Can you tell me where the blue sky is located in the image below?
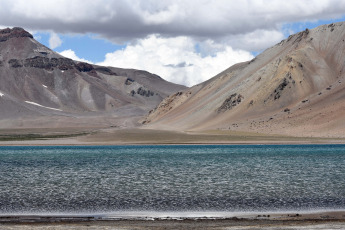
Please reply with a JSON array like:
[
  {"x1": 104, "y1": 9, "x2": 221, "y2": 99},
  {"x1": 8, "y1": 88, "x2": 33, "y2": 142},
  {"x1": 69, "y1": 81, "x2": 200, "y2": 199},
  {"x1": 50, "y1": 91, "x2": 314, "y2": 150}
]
[
  {"x1": 282, "y1": 17, "x2": 345, "y2": 37},
  {"x1": 1, "y1": 0, "x2": 345, "y2": 86},
  {"x1": 34, "y1": 33, "x2": 126, "y2": 63},
  {"x1": 35, "y1": 16, "x2": 345, "y2": 63}
]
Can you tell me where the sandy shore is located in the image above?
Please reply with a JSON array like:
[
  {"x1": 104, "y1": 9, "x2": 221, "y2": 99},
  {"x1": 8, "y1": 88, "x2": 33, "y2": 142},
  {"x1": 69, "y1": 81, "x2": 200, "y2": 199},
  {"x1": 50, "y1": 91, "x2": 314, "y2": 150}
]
[
  {"x1": 1, "y1": 127, "x2": 345, "y2": 146},
  {"x1": 0, "y1": 211, "x2": 345, "y2": 229}
]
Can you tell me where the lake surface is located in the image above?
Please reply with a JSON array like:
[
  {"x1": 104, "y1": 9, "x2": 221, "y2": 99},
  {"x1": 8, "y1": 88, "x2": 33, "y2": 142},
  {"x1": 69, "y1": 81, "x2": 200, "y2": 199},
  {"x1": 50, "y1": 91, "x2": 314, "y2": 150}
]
[{"x1": 0, "y1": 145, "x2": 344, "y2": 217}]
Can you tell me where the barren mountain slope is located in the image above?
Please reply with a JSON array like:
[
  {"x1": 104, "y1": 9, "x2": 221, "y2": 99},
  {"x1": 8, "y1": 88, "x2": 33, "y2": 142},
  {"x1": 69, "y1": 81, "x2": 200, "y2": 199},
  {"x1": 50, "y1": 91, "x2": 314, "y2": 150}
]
[
  {"x1": 0, "y1": 27, "x2": 186, "y2": 129},
  {"x1": 145, "y1": 22, "x2": 345, "y2": 138}
]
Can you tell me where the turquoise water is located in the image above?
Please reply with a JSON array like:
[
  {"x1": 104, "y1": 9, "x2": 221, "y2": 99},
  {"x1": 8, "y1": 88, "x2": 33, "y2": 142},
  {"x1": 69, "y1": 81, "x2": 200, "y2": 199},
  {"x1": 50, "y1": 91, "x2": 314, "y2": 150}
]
[{"x1": 0, "y1": 145, "x2": 344, "y2": 214}]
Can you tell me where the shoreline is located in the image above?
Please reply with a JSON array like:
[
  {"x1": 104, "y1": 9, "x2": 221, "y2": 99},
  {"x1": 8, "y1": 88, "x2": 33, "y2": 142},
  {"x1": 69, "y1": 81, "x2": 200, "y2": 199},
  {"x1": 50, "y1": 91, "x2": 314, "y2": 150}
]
[
  {"x1": 1, "y1": 128, "x2": 345, "y2": 146},
  {"x1": 1, "y1": 210, "x2": 345, "y2": 229},
  {"x1": 1, "y1": 139, "x2": 345, "y2": 146},
  {"x1": 1, "y1": 209, "x2": 345, "y2": 220}
]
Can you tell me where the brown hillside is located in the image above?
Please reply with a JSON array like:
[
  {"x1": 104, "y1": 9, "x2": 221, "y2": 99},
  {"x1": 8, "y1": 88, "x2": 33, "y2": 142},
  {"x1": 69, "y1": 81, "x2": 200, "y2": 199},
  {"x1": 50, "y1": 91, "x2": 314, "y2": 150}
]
[
  {"x1": 0, "y1": 27, "x2": 186, "y2": 129},
  {"x1": 144, "y1": 22, "x2": 345, "y2": 138}
]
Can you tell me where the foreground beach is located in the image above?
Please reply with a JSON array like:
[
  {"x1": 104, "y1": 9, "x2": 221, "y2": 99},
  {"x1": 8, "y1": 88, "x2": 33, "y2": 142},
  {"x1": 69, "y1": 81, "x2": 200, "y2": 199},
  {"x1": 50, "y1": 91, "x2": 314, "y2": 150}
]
[{"x1": 1, "y1": 211, "x2": 345, "y2": 229}]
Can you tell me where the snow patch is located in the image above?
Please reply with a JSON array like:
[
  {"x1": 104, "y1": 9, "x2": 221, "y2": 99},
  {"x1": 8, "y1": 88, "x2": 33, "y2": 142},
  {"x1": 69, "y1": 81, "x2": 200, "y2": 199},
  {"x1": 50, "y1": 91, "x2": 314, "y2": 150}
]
[
  {"x1": 0, "y1": 91, "x2": 4, "y2": 97},
  {"x1": 42, "y1": 85, "x2": 48, "y2": 88},
  {"x1": 25, "y1": 101, "x2": 62, "y2": 111}
]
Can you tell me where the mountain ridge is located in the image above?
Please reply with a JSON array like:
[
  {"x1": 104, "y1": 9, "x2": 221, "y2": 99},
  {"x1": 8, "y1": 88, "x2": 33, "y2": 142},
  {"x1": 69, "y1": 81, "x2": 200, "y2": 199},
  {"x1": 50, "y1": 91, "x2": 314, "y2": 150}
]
[
  {"x1": 0, "y1": 27, "x2": 186, "y2": 129},
  {"x1": 144, "y1": 22, "x2": 345, "y2": 138}
]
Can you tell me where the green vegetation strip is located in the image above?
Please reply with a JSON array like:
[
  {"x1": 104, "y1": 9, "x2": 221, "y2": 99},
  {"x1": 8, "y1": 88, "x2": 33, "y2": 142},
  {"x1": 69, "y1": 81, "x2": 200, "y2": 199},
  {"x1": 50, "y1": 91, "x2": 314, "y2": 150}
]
[{"x1": 0, "y1": 132, "x2": 88, "y2": 141}]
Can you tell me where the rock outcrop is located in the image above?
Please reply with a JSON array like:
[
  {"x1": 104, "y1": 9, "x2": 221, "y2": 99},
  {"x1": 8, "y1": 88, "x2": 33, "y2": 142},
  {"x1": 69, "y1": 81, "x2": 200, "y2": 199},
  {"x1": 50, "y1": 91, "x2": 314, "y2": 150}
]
[
  {"x1": 9, "y1": 57, "x2": 75, "y2": 70},
  {"x1": 0, "y1": 27, "x2": 33, "y2": 42},
  {"x1": 217, "y1": 93, "x2": 243, "y2": 112}
]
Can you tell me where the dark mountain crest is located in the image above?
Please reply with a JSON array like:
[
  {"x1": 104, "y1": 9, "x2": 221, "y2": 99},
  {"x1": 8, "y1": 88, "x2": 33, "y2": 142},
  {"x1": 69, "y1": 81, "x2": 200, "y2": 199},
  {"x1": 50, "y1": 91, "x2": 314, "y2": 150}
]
[
  {"x1": 0, "y1": 27, "x2": 120, "y2": 75},
  {"x1": 8, "y1": 56, "x2": 74, "y2": 70},
  {"x1": 7, "y1": 56, "x2": 96, "y2": 72},
  {"x1": 0, "y1": 27, "x2": 33, "y2": 42}
]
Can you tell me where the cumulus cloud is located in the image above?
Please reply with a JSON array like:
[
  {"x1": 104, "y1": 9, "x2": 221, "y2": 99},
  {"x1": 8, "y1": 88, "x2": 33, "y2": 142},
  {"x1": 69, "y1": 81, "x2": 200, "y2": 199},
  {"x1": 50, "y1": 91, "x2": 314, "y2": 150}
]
[
  {"x1": 0, "y1": 1, "x2": 345, "y2": 44},
  {"x1": 225, "y1": 29, "x2": 286, "y2": 52},
  {"x1": 1, "y1": 0, "x2": 345, "y2": 85},
  {"x1": 48, "y1": 32, "x2": 62, "y2": 49},
  {"x1": 1, "y1": 1, "x2": 345, "y2": 52},
  {"x1": 59, "y1": 49, "x2": 92, "y2": 63},
  {"x1": 98, "y1": 35, "x2": 254, "y2": 86}
]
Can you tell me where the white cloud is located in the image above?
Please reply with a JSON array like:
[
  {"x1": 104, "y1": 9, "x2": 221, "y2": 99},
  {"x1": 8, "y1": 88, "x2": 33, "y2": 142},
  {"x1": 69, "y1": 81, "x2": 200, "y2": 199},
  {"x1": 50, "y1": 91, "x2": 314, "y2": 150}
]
[
  {"x1": 98, "y1": 35, "x2": 253, "y2": 86},
  {"x1": 226, "y1": 29, "x2": 286, "y2": 52},
  {"x1": 59, "y1": 49, "x2": 92, "y2": 63},
  {"x1": 48, "y1": 32, "x2": 62, "y2": 49},
  {"x1": 1, "y1": 0, "x2": 345, "y2": 86},
  {"x1": 1, "y1": 0, "x2": 345, "y2": 50}
]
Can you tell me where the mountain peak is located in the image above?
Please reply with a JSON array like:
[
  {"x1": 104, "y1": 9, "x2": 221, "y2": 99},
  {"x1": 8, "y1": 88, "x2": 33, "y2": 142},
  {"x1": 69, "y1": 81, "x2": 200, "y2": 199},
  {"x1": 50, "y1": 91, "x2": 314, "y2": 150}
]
[
  {"x1": 0, "y1": 26, "x2": 186, "y2": 129},
  {"x1": 0, "y1": 27, "x2": 33, "y2": 42}
]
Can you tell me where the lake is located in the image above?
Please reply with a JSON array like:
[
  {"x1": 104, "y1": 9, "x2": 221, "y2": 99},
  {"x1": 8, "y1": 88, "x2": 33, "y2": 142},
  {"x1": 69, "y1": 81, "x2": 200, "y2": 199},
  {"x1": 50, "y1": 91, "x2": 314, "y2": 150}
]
[{"x1": 0, "y1": 145, "x2": 344, "y2": 218}]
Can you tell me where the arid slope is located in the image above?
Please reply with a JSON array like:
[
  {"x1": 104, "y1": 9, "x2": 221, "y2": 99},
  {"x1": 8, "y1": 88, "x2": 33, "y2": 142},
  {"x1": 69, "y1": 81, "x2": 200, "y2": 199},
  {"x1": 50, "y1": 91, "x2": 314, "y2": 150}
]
[
  {"x1": 0, "y1": 27, "x2": 185, "y2": 129},
  {"x1": 145, "y1": 22, "x2": 345, "y2": 138}
]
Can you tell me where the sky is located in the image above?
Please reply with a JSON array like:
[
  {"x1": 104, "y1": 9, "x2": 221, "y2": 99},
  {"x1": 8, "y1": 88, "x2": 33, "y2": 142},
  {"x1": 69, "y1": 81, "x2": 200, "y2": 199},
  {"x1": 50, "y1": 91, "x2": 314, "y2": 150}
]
[{"x1": 1, "y1": 0, "x2": 345, "y2": 86}]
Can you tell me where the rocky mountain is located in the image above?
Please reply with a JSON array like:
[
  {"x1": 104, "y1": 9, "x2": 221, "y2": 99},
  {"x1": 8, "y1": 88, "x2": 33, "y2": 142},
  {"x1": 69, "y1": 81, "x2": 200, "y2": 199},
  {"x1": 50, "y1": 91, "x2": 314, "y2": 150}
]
[
  {"x1": 144, "y1": 22, "x2": 345, "y2": 138},
  {"x1": 0, "y1": 27, "x2": 186, "y2": 129}
]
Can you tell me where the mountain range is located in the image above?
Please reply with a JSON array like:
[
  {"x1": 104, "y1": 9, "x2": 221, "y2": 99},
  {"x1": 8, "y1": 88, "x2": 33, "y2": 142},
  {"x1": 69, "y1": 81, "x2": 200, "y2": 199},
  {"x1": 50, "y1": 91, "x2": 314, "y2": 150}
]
[{"x1": 1, "y1": 22, "x2": 345, "y2": 139}]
